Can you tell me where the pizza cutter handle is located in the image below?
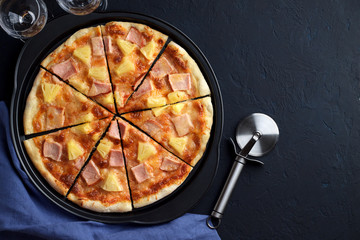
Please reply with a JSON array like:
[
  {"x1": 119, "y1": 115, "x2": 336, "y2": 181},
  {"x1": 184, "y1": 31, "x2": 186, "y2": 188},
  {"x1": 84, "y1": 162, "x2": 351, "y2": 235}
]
[{"x1": 207, "y1": 155, "x2": 246, "y2": 229}]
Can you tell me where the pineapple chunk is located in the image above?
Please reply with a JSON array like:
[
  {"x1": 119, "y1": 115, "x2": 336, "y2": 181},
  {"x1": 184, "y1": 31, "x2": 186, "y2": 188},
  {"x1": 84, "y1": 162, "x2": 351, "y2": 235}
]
[
  {"x1": 147, "y1": 97, "x2": 167, "y2": 108},
  {"x1": 116, "y1": 39, "x2": 137, "y2": 55},
  {"x1": 169, "y1": 137, "x2": 188, "y2": 155},
  {"x1": 152, "y1": 106, "x2": 167, "y2": 117},
  {"x1": 171, "y1": 103, "x2": 185, "y2": 114},
  {"x1": 140, "y1": 40, "x2": 156, "y2": 60},
  {"x1": 167, "y1": 91, "x2": 188, "y2": 103},
  {"x1": 41, "y1": 82, "x2": 61, "y2": 103},
  {"x1": 137, "y1": 142, "x2": 157, "y2": 162},
  {"x1": 88, "y1": 66, "x2": 108, "y2": 81},
  {"x1": 101, "y1": 171, "x2": 123, "y2": 192},
  {"x1": 73, "y1": 45, "x2": 91, "y2": 65},
  {"x1": 69, "y1": 77, "x2": 90, "y2": 94},
  {"x1": 115, "y1": 57, "x2": 135, "y2": 76},
  {"x1": 79, "y1": 113, "x2": 94, "y2": 123},
  {"x1": 92, "y1": 132, "x2": 101, "y2": 141},
  {"x1": 71, "y1": 123, "x2": 92, "y2": 134},
  {"x1": 97, "y1": 139, "x2": 113, "y2": 158},
  {"x1": 67, "y1": 139, "x2": 84, "y2": 160},
  {"x1": 101, "y1": 92, "x2": 114, "y2": 105}
]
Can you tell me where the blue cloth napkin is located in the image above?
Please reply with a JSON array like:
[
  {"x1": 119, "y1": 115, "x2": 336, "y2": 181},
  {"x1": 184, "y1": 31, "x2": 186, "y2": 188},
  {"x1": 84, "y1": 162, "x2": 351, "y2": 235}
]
[{"x1": 0, "y1": 102, "x2": 220, "y2": 240}]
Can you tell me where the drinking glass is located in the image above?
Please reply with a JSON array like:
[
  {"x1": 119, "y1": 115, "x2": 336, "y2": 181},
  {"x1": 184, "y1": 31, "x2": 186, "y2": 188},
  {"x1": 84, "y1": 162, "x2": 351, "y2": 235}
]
[
  {"x1": 0, "y1": 0, "x2": 48, "y2": 39},
  {"x1": 56, "y1": 0, "x2": 107, "y2": 15}
]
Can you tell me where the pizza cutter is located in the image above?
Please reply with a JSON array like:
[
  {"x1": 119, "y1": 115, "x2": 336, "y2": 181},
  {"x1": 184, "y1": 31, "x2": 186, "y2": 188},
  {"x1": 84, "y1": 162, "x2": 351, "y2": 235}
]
[{"x1": 207, "y1": 113, "x2": 279, "y2": 229}]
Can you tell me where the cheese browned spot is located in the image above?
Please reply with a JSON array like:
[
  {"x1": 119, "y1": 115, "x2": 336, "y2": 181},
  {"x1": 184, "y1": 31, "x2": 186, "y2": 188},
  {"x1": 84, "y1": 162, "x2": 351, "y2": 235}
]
[
  {"x1": 51, "y1": 58, "x2": 78, "y2": 80},
  {"x1": 43, "y1": 140, "x2": 62, "y2": 161}
]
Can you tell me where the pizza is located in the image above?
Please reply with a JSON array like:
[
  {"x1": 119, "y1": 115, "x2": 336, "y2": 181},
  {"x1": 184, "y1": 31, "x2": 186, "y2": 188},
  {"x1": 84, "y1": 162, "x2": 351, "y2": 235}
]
[
  {"x1": 24, "y1": 69, "x2": 111, "y2": 135},
  {"x1": 24, "y1": 118, "x2": 111, "y2": 196},
  {"x1": 67, "y1": 120, "x2": 132, "y2": 212},
  {"x1": 23, "y1": 22, "x2": 213, "y2": 213},
  {"x1": 41, "y1": 26, "x2": 115, "y2": 113},
  {"x1": 122, "y1": 97, "x2": 213, "y2": 166},
  {"x1": 101, "y1": 22, "x2": 167, "y2": 112}
]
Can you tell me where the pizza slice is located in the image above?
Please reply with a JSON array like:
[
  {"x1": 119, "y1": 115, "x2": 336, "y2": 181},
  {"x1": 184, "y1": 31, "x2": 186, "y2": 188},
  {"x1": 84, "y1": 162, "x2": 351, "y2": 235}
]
[
  {"x1": 41, "y1": 26, "x2": 115, "y2": 113},
  {"x1": 120, "y1": 41, "x2": 211, "y2": 113},
  {"x1": 101, "y1": 21, "x2": 168, "y2": 112},
  {"x1": 24, "y1": 69, "x2": 112, "y2": 135},
  {"x1": 67, "y1": 119, "x2": 132, "y2": 212},
  {"x1": 23, "y1": 118, "x2": 112, "y2": 196},
  {"x1": 117, "y1": 118, "x2": 192, "y2": 208},
  {"x1": 122, "y1": 97, "x2": 213, "y2": 166}
]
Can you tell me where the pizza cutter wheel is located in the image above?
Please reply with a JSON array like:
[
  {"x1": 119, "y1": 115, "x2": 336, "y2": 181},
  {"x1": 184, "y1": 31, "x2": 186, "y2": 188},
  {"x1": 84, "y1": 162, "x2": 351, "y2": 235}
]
[{"x1": 207, "y1": 113, "x2": 279, "y2": 229}]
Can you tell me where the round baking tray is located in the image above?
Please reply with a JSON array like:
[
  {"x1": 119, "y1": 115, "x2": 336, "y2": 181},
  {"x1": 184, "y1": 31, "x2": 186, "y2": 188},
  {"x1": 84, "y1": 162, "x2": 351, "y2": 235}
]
[{"x1": 10, "y1": 12, "x2": 223, "y2": 224}]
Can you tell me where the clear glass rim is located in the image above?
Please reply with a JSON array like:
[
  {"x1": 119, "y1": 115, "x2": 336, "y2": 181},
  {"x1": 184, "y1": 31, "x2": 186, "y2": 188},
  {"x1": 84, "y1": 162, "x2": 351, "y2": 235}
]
[{"x1": 0, "y1": 0, "x2": 48, "y2": 39}]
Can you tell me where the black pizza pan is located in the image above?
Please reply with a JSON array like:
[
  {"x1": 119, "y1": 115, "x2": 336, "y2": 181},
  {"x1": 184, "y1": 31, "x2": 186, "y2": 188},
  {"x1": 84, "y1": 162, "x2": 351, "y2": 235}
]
[{"x1": 10, "y1": 12, "x2": 223, "y2": 224}]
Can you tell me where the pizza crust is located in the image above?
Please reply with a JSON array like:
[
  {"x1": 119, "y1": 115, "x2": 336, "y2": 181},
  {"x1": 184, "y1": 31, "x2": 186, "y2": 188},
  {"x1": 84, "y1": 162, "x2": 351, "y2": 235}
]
[
  {"x1": 190, "y1": 97, "x2": 214, "y2": 166},
  {"x1": 168, "y1": 42, "x2": 210, "y2": 97},
  {"x1": 23, "y1": 70, "x2": 44, "y2": 135},
  {"x1": 41, "y1": 27, "x2": 95, "y2": 68},
  {"x1": 133, "y1": 182, "x2": 181, "y2": 208},
  {"x1": 23, "y1": 139, "x2": 69, "y2": 196},
  {"x1": 67, "y1": 193, "x2": 132, "y2": 212}
]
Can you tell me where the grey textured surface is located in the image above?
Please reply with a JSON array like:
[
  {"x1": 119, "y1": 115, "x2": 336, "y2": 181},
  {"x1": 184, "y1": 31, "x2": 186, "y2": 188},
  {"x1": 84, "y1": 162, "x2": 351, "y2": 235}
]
[{"x1": 1, "y1": 0, "x2": 360, "y2": 239}]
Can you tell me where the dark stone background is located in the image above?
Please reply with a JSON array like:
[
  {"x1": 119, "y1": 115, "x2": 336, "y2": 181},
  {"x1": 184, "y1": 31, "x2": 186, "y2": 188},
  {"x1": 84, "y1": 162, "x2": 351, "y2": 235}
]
[{"x1": 1, "y1": 0, "x2": 359, "y2": 239}]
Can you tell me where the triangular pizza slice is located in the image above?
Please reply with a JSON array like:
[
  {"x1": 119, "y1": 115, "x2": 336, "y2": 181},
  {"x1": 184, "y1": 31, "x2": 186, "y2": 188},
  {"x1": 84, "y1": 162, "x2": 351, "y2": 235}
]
[
  {"x1": 101, "y1": 21, "x2": 168, "y2": 112},
  {"x1": 41, "y1": 26, "x2": 115, "y2": 113},
  {"x1": 24, "y1": 68, "x2": 112, "y2": 135},
  {"x1": 117, "y1": 118, "x2": 192, "y2": 208},
  {"x1": 121, "y1": 41, "x2": 210, "y2": 113},
  {"x1": 23, "y1": 118, "x2": 112, "y2": 196},
  {"x1": 67, "y1": 119, "x2": 132, "y2": 212},
  {"x1": 122, "y1": 97, "x2": 213, "y2": 166}
]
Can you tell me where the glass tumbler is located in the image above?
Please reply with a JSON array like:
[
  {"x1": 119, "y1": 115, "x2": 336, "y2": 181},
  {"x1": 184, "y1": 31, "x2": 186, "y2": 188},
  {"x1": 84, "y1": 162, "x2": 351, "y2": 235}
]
[
  {"x1": 0, "y1": 0, "x2": 48, "y2": 39},
  {"x1": 56, "y1": 0, "x2": 107, "y2": 15}
]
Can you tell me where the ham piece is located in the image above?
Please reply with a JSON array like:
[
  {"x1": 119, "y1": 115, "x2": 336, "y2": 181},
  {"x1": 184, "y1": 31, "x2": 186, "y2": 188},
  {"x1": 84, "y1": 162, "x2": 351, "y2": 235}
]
[
  {"x1": 51, "y1": 58, "x2": 78, "y2": 80},
  {"x1": 88, "y1": 81, "x2": 111, "y2": 96},
  {"x1": 45, "y1": 106, "x2": 65, "y2": 130},
  {"x1": 132, "y1": 78, "x2": 153, "y2": 98},
  {"x1": 143, "y1": 120, "x2": 162, "y2": 137},
  {"x1": 168, "y1": 73, "x2": 191, "y2": 91},
  {"x1": 109, "y1": 150, "x2": 124, "y2": 167},
  {"x1": 171, "y1": 113, "x2": 193, "y2": 136},
  {"x1": 118, "y1": 121, "x2": 128, "y2": 139},
  {"x1": 131, "y1": 163, "x2": 151, "y2": 183},
  {"x1": 81, "y1": 160, "x2": 101, "y2": 185},
  {"x1": 150, "y1": 57, "x2": 175, "y2": 79},
  {"x1": 108, "y1": 120, "x2": 120, "y2": 140},
  {"x1": 126, "y1": 27, "x2": 146, "y2": 47},
  {"x1": 91, "y1": 36, "x2": 105, "y2": 56},
  {"x1": 103, "y1": 36, "x2": 113, "y2": 54},
  {"x1": 160, "y1": 157, "x2": 181, "y2": 171},
  {"x1": 74, "y1": 157, "x2": 85, "y2": 170},
  {"x1": 43, "y1": 140, "x2": 62, "y2": 161}
]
